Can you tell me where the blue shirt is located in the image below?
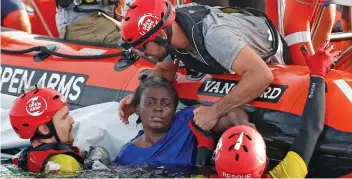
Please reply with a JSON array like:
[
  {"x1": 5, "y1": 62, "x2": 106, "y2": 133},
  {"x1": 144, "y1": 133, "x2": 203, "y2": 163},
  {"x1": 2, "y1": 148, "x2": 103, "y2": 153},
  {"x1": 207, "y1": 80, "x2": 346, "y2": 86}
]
[
  {"x1": 1, "y1": 0, "x2": 25, "y2": 25},
  {"x1": 114, "y1": 106, "x2": 197, "y2": 166}
]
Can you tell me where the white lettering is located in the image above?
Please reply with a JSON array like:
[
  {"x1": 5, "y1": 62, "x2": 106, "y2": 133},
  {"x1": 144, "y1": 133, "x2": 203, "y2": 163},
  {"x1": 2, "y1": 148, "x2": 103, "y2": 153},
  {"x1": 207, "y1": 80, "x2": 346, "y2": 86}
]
[
  {"x1": 9, "y1": 69, "x2": 24, "y2": 93},
  {"x1": 202, "y1": 80, "x2": 283, "y2": 101},
  {"x1": 29, "y1": 101, "x2": 41, "y2": 112},
  {"x1": 204, "y1": 81, "x2": 216, "y2": 91},
  {"x1": 1, "y1": 66, "x2": 87, "y2": 102},
  {"x1": 0, "y1": 67, "x2": 13, "y2": 90},
  {"x1": 260, "y1": 87, "x2": 271, "y2": 98},
  {"x1": 57, "y1": 75, "x2": 75, "y2": 99},
  {"x1": 46, "y1": 73, "x2": 61, "y2": 89},
  {"x1": 17, "y1": 70, "x2": 35, "y2": 93},
  {"x1": 222, "y1": 172, "x2": 251, "y2": 179},
  {"x1": 69, "y1": 77, "x2": 85, "y2": 101},
  {"x1": 268, "y1": 87, "x2": 281, "y2": 99},
  {"x1": 209, "y1": 82, "x2": 221, "y2": 93},
  {"x1": 309, "y1": 82, "x2": 316, "y2": 98},
  {"x1": 219, "y1": 82, "x2": 235, "y2": 94},
  {"x1": 143, "y1": 19, "x2": 155, "y2": 32},
  {"x1": 37, "y1": 72, "x2": 47, "y2": 87}
]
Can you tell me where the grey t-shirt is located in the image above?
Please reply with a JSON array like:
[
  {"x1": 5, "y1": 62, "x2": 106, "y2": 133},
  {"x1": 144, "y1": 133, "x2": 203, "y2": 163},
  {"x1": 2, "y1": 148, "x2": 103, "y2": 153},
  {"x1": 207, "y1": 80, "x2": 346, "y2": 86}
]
[{"x1": 177, "y1": 3, "x2": 285, "y2": 73}]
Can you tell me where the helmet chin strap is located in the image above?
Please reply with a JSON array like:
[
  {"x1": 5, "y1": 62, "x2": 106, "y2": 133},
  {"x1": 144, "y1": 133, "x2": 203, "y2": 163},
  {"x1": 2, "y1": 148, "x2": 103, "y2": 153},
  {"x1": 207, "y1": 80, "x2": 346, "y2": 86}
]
[
  {"x1": 33, "y1": 120, "x2": 61, "y2": 143},
  {"x1": 47, "y1": 121, "x2": 62, "y2": 143},
  {"x1": 152, "y1": 25, "x2": 178, "y2": 62}
]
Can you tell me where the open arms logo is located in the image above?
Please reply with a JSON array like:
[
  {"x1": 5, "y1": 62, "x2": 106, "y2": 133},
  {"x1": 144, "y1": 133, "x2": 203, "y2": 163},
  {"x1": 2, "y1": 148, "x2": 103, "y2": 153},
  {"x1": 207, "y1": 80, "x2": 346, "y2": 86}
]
[
  {"x1": 25, "y1": 96, "x2": 47, "y2": 116},
  {"x1": 137, "y1": 13, "x2": 158, "y2": 35}
]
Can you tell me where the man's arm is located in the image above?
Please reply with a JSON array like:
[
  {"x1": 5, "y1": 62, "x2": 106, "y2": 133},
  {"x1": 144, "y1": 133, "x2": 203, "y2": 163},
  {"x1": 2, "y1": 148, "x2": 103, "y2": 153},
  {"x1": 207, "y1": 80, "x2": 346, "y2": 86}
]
[
  {"x1": 147, "y1": 58, "x2": 178, "y2": 82},
  {"x1": 211, "y1": 107, "x2": 254, "y2": 132},
  {"x1": 290, "y1": 76, "x2": 325, "y2": 164},
  {"x1": 269, "y1": 76, "x2": 325, "y2": 179},
  {"x1": 268, "y1": 42, "x2": 339, "y2": 178},
  {"x1": 212, "y1": 46, "x2": 274, "y2": 118}
]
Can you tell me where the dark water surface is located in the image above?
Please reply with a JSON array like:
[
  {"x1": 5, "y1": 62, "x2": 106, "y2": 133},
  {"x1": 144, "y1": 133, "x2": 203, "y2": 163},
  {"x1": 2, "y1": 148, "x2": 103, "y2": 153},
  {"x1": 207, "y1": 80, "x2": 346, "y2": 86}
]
[{"x1": 1, "y1": 161, "x2": 216, "y2": 178}]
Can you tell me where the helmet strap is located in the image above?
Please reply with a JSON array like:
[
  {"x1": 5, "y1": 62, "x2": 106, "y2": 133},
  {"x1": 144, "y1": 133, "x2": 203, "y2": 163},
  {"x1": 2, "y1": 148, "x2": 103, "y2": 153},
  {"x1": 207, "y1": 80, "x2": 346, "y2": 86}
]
[
  {"x1": 47, "y1": 121, "x2": 62, "y2": 143},
  {"x1": 152, "y1": 25, "x2": 178, "y2": 62},
  {"x1": 32, "y1": 121, "x2": 61, "y2": 143}
]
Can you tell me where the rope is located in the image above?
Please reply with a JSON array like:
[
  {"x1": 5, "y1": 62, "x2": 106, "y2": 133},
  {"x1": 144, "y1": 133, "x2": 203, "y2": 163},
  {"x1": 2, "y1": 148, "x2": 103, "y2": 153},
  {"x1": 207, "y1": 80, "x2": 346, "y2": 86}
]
[{"x1": 1, "y1": 46, "x2": 137, "y2": 60}]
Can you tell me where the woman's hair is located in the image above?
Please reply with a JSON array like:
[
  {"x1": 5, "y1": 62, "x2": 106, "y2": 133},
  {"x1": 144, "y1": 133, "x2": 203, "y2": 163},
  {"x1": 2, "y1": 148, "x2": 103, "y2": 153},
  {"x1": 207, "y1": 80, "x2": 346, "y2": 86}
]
[{"x1": 132, "y1": 76, "x2": 180, "y2": 124}]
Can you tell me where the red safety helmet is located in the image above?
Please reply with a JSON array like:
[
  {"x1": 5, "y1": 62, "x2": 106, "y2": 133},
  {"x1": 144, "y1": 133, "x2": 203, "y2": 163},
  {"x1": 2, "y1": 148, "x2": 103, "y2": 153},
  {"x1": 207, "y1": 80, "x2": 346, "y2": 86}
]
[
  {"x1": 9, "y1": 86, "x2": 67, "y2": 139},
  {"x1": 118, "y1": 0, "x2": 176, "y2": 50},
  {"x1": 215, "y1": 125, "x2": 267, "y2": 178}
]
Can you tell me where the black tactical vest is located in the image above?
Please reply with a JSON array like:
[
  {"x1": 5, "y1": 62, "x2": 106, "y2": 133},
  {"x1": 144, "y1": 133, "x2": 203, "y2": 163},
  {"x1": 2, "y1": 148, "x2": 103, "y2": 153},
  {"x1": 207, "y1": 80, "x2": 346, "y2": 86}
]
[{"x1": 174, "y1": 4, "x2": 289, "y2": 74}]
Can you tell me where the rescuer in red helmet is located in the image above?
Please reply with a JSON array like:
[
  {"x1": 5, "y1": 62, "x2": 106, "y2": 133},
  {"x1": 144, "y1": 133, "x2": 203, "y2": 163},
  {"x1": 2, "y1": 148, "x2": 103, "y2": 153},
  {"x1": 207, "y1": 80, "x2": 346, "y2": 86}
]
[
  {"x1": 214, "y1": 42, "x2": 341, "y2": 178},
  {"x1": 117, "y1": 0, "x2": 291, "y2": 133},
  {"x1": 8, "y1": 86, "x2": 110, "y2": 176}
]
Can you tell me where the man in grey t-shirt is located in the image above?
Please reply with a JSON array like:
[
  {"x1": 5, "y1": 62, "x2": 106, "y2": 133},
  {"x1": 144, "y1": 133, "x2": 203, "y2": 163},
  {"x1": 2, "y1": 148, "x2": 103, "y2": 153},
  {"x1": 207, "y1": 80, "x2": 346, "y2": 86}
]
[{"x1": 118, "y1": 0, "x2": 288, "y2": 131}]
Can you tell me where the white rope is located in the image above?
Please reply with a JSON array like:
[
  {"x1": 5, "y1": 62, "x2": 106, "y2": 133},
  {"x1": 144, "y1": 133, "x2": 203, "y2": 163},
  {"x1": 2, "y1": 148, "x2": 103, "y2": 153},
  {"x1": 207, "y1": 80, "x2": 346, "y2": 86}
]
[{"x1": 284, "y1": 31, "x2": 312, "y2": 46}]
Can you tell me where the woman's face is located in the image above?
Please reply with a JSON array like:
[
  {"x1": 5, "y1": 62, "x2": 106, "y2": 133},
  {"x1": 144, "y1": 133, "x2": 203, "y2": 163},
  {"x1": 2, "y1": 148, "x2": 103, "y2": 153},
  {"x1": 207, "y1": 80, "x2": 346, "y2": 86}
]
[{"x1": 138, "y1": 87, "x2": 176, "y2": 132}]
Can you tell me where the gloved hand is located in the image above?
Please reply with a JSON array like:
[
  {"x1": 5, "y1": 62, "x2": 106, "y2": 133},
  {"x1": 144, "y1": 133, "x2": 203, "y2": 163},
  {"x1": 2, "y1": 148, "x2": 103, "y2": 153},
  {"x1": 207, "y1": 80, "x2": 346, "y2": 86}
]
[
  {"x1": 301, "y1": 41, "x2": 341, "y2": 78},
  {"x1": 188, "y1": 120, "x2": 217, "y2": 167}
]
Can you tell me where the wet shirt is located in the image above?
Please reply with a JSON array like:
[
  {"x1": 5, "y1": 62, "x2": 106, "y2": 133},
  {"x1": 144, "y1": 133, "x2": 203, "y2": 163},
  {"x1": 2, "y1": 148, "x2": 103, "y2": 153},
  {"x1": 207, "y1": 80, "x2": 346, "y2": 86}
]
[
  {"x1": 1, "y1": 0, "x2": 25, "y2": 25},
  {"x1": 114, "y1": 106, "x2": 197, "y2": 166}
]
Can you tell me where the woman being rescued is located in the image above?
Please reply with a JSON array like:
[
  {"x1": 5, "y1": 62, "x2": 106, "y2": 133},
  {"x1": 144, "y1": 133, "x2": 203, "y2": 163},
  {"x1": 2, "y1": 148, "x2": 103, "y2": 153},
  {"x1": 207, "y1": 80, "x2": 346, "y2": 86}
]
[
  {"x1": 113, "y1": 76, "x2": 252, "y2": 167},
  {"x1": 114, "y1": 41, "x2": 341, "y2": 178}
]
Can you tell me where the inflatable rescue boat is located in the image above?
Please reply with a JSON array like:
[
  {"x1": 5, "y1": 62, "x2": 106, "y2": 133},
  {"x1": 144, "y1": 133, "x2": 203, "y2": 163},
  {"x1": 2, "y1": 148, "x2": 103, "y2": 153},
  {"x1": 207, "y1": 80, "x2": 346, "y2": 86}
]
[{"x1": 1, "y1": 27, "x2": 352, "y2": 177}]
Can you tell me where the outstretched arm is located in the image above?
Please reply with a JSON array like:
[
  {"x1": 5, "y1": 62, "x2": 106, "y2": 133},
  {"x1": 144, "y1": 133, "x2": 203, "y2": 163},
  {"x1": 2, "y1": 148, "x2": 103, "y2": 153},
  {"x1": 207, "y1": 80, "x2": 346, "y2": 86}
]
[
  {"x1": 193, "y1": 46, "x2": 273, "y2": 131},
  {"x1": 212, "y1": 46, "x2": 274, "y2": 117},
  {"x1": 148, "y1": 57, "x2": 178, "y2": 82},
  {"x1": 269, "y1": 42, "x2": 340, "y2": 178},
  {"x1": 290, "y1": 75, "x2": 325, "y2": 164}
]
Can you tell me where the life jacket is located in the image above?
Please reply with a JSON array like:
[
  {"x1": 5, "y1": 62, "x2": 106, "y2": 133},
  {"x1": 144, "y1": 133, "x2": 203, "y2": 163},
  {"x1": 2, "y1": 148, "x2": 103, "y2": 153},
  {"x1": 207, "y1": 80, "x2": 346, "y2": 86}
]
[
  {"x1": 174, "y1": 4, "x2": 290, "y2": 74},
  {"x1": 12, "y1": 143, "x2": 84, "y2": 173}
]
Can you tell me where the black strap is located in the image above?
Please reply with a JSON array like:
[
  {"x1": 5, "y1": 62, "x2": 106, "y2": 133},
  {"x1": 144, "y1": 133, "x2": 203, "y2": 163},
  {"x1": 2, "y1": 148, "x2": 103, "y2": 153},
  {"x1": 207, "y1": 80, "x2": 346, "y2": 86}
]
[
  {"x1": 189, "y1": 119, "x2": 217, "y2": 167},
  {"x1": 32, "y1": 121, "x2": 61, "y2": 143},
  {"x1": 238, "y1": 7, "x2": 280, "y2": 60},
  {"x1": 174, "y1": 5, "x2": 229, "y2": 74},
  {"x1": 31, "y1": 143, "x2": 79, "y2": 153},
  {"x1": 189, "y1": 119, "x2": 217, "y2": 141},
  {"x1": 18, "y1": 146, "x2": 33, "y2": 172},
  {"x1": 73, "y1": 6, "x2": 107, "y2": 14},
  {"x1": 152, "y1": 26, "x2": 178, "y2": 61}
]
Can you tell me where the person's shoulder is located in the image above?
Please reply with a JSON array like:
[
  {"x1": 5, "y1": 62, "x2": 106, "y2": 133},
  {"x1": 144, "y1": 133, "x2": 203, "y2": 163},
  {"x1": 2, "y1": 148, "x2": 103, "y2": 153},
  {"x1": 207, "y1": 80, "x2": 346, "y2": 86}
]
[
  {"x1": 172, "y1": 106, "x2": 196, "y2": 125},
  {"x1": 47, "y1": 154, "x2": 82, "y2": 170},
  {"x1": 45, "y1": 154, "x2": 82, "y2": 176},
  {"x1": 176, "y1": 106, "x2": 196, "y2": 116}
]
